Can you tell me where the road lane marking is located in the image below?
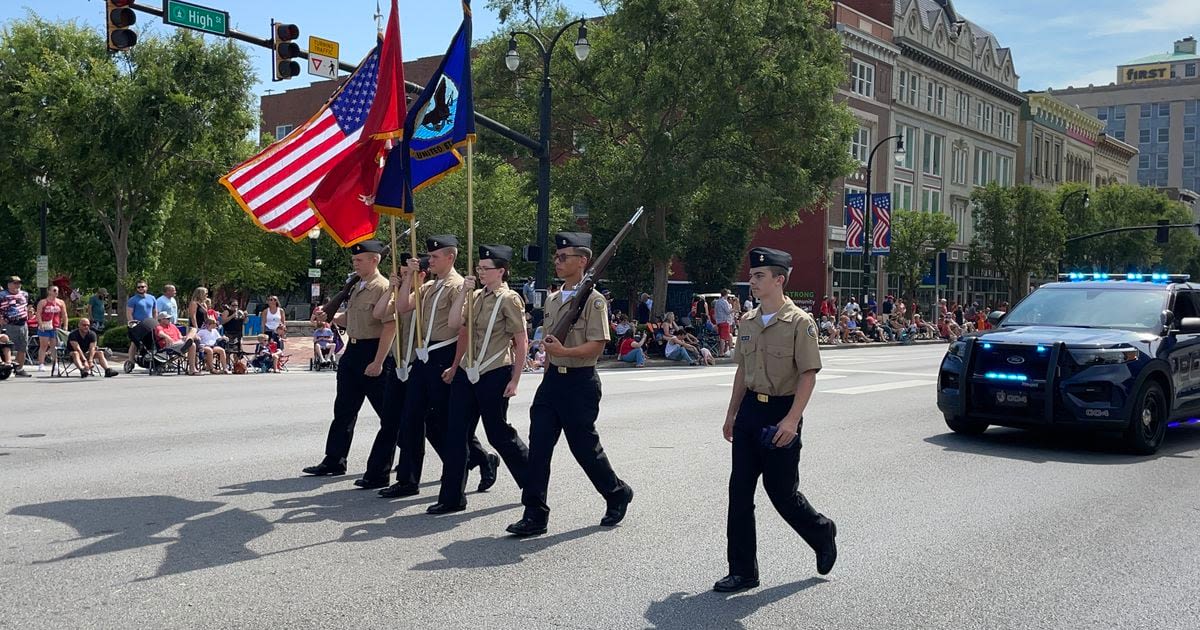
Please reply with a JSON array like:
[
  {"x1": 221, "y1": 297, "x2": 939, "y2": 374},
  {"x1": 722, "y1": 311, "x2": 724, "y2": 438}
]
[
  {"x1": 633, "y1": 371, "x2": 735, "y2": 382},
  {"x1": 822, "y1": 368, "x2": 938, "y2": 377},
  {"x1": 821, "y1": 379, "x2": 935, "y2": 395}
]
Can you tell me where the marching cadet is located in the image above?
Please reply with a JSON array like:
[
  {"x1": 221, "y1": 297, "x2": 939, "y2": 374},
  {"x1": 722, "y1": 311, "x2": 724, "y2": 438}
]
[
  {"x1": 427, "y1": 244, "x2": 530, "y2": 514},
  {"x1": 505, "y1": 232, "x2": 634, "y2": 537},
  {"x1": 715, "y1": 246, "x2": 837, "y2": 593},
  {"x1": 353, "y1": 254, "x2": 419, "y2": 490},
  {"x1": 302, "y1": 239, "x2": 396, "y2": 478},
  {"x1": 380, "y1": 235, "x2": 498, "y2": 498}
]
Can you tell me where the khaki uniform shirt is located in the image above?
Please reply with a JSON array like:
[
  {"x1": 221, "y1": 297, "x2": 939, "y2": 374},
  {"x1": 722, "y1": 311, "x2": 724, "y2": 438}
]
[
  {"x1": 419, "y1": 270, "x2": 464, "y2": 343},
  {"x1": 345, "y1": 271, "x2": 390, "y2": 340},
  {"x1": 735, "y1": 299, "x2": 822, "y2": 396},
  {"x1": 463, "y1": 286, "x2": 525, "y2": 375},
  {"x1": 544, "y1": 287, "x2": 610, "y2": 368}
]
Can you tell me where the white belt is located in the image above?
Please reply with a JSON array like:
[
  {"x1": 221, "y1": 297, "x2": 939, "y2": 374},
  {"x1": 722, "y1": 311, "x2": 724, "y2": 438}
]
[
  {"x1": 395, "y1": 313, "x2": 418, "y2": 382},
  {"x1": 415, "y1": 282, "x2": 448, "y2": 363},
  {"x1": 464, "y1": 294, "x2": 507, "y2": 384}
]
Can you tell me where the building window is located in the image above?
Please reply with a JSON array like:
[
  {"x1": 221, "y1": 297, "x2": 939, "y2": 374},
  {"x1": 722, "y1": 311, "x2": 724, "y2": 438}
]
[
  {"x1": 274, "y1": 124, "x2": 294, "y2": 138},
  {"x1": 893, "y1": 182, "x2": 914, "y2": 211},
  {"x1": 1002, "y1": 111, "x2": 1013, "y2": 141},
  {"x1": 952, "y1": 146, "x2": 968, "y2": 185},
  {"x1": 1158, "y1": 102, "x2": 1170, "y2": 117},
  {"x1": 956, "y1": 90, "x2": 969, "y2": 125},
  {"x1": 909, "y1": 74, "x2": 920, "y2": 106},
  {"x1": 1158, "y1": 127, "x2": 1170, "y2": 143},
  {"x1": 996, "y1": 155, "x2": 1014, "y2": 187},
  {"x1": 973, "y1": 148, "x2": 992, "y2": 186},
  {"x1": 1097, "y1": 108, "x2": 1108, "y2": 121},
  {"x1": 1185, "y1": 153, "x2": 1196, "y2": 168},
  {"x1": 922, "y1": 132, "x2": 943, "y2": 176},
  {"x1": 897, "y1": 70, "x2": 907, "y2": 104},
  {"x1": 926, "y1": 80, "x2": 935, "y2": 112},
  {"x1": 1185, "y1": 126, "x2": 1196, "y2": 141},
  {"x1": 1140, "y1": 128, "x2": 1151, "y2": 144},
  {"x1": 1115, "y1": 130, "x2": 1126, "y2": 142},
  {"x1": 1157, "y1": 154, "x2": 1169, "y2": 168},
  {"x1": 851, "y1": 60, "x2": 875, "y2": 98},
  {"x1": 952, "y1": 200, "x2": 969, "y2": 244},
  {"x1": 1033, "y1": 136, "x2": 1042, "y2": 177},
  {"x1": 850, "y1": 125, "x2": 871, "y2": 164},
  {"x1": 1054, "y1": 143, "x2": 1062, "y2": 181},
  {"x1": 1187, "y1": 101, "x2": 1198, "y2": 115},
  {"x1": 1141, "y1": 104, "x2": 1152, "y2": 118},
  {"x1": 936, "y1": 84, "x2": 946, "y2": 117},
  {"x1": 983, "y1": 104, "x2": 994, "y2": 134},
  {"x1": 1139, "y1": 154, "x2": 1151, "y2": 169},
  {"x1": 895, "y1": 123, "x2": 917, "y2": 170},
  {"x1": 922, "y1": 187, "x2": 942, "y2": 213},
  {"x1": 1114, "y1": 107, "x2": 1125, "y2": 120},
  {"x1": 1187, "y1": 63, "x2": 1197, "y2": 78}
]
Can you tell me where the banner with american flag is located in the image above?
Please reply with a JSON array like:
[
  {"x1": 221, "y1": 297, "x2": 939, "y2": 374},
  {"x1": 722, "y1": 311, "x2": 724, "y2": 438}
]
[
  {"x1": 844, "y1": 192, "x2": 866, "y2": 253},
  {"x1": 871, "y1": 192, "x2": 891, "y2": 254}
]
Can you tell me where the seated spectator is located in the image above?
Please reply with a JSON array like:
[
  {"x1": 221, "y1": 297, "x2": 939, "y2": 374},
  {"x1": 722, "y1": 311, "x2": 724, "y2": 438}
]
[
  {"x1": 818, "y1": 315, "x2": 838, "y2": 345},
  {"x1": 67, "y1": 318, "x2": 118, "y2": 378},
  {"x1": 195, "y1": 319, "x2": 228, "y2": 374},
  {"x1": 0, "y1": 332, "x2": 16, "y2": 379},
  {"x1": 941, "y1": 315, "x2": 963, "y2": 341},
  {"x1": 913, "y1": 314, "x2": 937, "y2": 339},
  {"x1": 664, "y1": 328, "x2": 699, "y2": 365},
  {"x1": 617, "y1": 329, "x2": 647, "y2": 367},
  {"x1": 839, "y1": 315, "x2": 867, "y2": 343},
  {"x1": 155, "y1": 311, "x2": 199, "y2": 375},
  {"x1": 313, "y1": 321, "x2": 336, "y2": 365},
  {"x1": 862, "y1": 315, "x2": 884, "y2": 342},
  {"x1": 613, "y1": 314, "x2": 631, "y2": 337},
  {"x1": 251, "y1": 333, "x2": 281, "y2": 372},
  {"x1": 680, "y1": 327, "x2": 716, "y2": 365}
]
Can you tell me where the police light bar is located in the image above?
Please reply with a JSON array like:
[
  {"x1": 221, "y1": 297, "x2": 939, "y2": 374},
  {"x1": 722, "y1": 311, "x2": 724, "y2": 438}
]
[{"x1": 1058, "y1": 272, "x2": 1190, "y2": 283}]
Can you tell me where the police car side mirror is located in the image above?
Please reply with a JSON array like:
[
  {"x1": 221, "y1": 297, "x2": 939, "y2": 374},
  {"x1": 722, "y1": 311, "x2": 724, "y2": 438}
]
[
  {"x1": 1179, "y1": 317, "x2": 1200, "y2": 334},
  {"x1": 986, "y1": 310, "x2": 1004, "y2": 327}
]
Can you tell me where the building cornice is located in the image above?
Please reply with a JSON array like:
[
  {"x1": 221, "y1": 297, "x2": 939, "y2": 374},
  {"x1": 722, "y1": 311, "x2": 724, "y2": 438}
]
[
  {"x1": 1097, "y1": 133, "x2": 1139, "y2": 161},
  {"x1": 837, "y1": 24, "x2": 900, "y2": 65},
  {"x1": 895, "y1": 37, "x2": 1026, "y2": 106}
]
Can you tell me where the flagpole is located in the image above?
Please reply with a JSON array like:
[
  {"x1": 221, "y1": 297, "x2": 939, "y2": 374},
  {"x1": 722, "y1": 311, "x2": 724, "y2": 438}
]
[
  {"x1": 466, "y1": 138, "x2": 475, "y2": 371},
  {"x1": 389, "y1": 216, "x2": 403, "y2": 362},
  {"x1": 410, "y1": 216, "x2": 424, "y2": 351}
]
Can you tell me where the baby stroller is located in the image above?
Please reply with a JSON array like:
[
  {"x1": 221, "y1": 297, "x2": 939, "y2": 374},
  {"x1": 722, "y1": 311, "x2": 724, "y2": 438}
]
[
  {"x1": 309, "y1": 325, "x2": 343, "y2": 372},
  {"x1": 124, "y1": 318, "x2": 189, "y2": 375}
]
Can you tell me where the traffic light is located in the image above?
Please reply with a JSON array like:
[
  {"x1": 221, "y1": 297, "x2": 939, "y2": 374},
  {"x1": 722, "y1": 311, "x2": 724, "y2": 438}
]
[
  {"x1": 272, "y1": 20, "x2": 301, "y2": 81},
  {"x1": 1156, "y1": 219, "x2": 1170, "y2": 244},
  {"x1": 106, "y1": 0, "x2": 137, "y2": 52}
]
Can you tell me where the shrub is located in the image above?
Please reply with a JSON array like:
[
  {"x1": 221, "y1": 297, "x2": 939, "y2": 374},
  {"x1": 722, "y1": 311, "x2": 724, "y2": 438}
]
[{"x1": 99, "y1": 325, "x2": 130, "y2": 349}]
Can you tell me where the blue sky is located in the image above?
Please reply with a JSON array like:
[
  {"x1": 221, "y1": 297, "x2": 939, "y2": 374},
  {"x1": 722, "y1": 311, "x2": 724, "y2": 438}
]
[{"x1": 1, "y1": 0, "x2": 1197, "y2": 96}]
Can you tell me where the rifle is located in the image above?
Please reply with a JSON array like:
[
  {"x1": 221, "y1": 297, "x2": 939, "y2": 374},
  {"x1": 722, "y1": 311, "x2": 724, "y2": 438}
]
[
  {"x1": 313, "y1": 245, "x2": 393, "y2": 323},
  {"x1": 549, "y1": 206, "x2": 645, "y2": 341}
]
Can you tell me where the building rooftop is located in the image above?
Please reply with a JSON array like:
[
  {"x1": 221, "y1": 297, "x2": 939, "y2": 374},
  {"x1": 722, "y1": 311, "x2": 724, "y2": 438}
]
[{"x1": 1123, "y1": 36, "x2": 1199, "y2": 65}]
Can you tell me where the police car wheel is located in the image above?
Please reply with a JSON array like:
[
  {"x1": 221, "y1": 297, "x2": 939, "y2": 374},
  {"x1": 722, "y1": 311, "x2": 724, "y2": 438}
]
[
  {"x1": 944, "y1": 413, "x2": 988, "y2": 435},
  {"x1": 1123, "y1": 381, "x2": 1166, "y2": 455}
]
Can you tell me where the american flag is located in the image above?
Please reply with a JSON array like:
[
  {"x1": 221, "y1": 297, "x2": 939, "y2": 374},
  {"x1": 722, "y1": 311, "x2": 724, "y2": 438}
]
[
  {"x1": 221, "y1": 47, "x2": 383, "y2": 241},
  {"x1": 845, "y1": 192, "x2": 866, "y2": 252},
  {"x1": 871, "y1": 192, "x2": 891, "y2": 253}
]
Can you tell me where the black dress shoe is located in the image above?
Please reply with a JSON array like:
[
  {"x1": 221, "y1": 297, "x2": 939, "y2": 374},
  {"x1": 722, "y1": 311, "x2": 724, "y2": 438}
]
[
  {"x1": 301, "y1": 462, "x2": 346, "y2": 476},
  {"x1": 378, "y1": 482, "x2": 419, "y2": 498},
  {"x1": 713, "y1": 574, "x2": 760, "y2": 593},
  {"x1": 353, "y1": 477, "x2": 389, "y2": 489},
  {"x1": 426, "y1": 502, "x2": 467, "y2": 515},
  {"x1": 477, "y1": 453, "x2": 501, "y2": 492},
  {"x1": 505, "y1": 518, "x2": 548, "y2": 537},
  {"x1": 816, "y1": 521, "x2": 838, "y2": 575},
  {"x1": 600, "y1": 485, "x2": 634, "y2": 527}
]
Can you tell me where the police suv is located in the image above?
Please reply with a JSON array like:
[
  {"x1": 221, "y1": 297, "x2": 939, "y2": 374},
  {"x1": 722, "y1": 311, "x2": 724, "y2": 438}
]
[{"x1": 937, "y1": 273, "x2": 1200, "y2": 454}]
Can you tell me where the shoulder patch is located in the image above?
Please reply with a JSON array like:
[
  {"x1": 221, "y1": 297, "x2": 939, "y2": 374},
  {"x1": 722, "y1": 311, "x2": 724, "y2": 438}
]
[
  {"x1": 593, "y1": 298, "x2": 604, "y2": 310},
  {"x1": 807, "y1": 324, "x2": 817, "y2": 339}
]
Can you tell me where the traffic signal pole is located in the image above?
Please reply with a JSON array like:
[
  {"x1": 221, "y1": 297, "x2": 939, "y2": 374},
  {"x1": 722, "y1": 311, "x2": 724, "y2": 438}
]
[{"x1": 125, "y1": 1, "x2": 539, "y2": 153}]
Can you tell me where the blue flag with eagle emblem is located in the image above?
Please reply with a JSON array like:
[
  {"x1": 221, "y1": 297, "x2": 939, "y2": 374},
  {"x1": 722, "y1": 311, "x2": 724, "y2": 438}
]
[{"x1": 374, "y1": 0, "x2": 474, "y2": 216}]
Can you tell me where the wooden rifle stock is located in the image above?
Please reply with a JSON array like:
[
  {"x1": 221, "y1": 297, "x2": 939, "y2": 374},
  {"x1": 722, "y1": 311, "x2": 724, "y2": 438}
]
[
  {"x1": 316, "y1": 245, "x2": 393, "y2": 321},
  {"x1": 549, "y1": 206, "x2": 645, "y2": 341}
]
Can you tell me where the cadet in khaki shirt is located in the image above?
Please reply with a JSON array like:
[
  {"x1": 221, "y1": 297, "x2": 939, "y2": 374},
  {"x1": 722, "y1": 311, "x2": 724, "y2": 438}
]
[
  {"x1": 302, "y1": 239, "x2": 397, "y2": 479},
  {"x1": 382, "y1": 235, "x2": 496, "y2": 498},
  {"x1": 506, "y1": 232, "x2": 634, "y2": 538},
  {"x1": 715, "y1": 246, "x2": 837, "y2": 594},
  {"x1": 426, "y1": 244, "x2": 531, "y2": 514}
]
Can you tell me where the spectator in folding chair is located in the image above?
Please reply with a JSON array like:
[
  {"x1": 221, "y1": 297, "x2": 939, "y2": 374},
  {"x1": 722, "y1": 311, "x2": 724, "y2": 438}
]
[
  {"x1": 312, "y1": 321, "x2": 336, "y2": 369},
  {"x1": 155, "y1": 311, "x2": 199, "y2": 375},
  {"x1": 67, "y1": 318, "x2": 118, "y2": 378},
  {"x1": 195, "y1": 319, "x2": 228, "y2": 374}
]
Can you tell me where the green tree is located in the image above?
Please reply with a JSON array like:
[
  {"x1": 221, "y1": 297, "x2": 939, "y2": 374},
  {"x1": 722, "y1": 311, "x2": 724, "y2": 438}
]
[
  {"x1": 970, "y1": 184, "x2": 1065, "y2": 302},
  {"x1": 481, "y1": 0, "x2": 857, "y2": 311},
  {"x1": 885, "y1": 209, "x2": 957, "y2": 303},
  {"x1": 0, "y1": 17, "x2": 258, "y2": 309},
  {"x1": 1062, "y1": 184, "x2": 1198, "y2": 274}
]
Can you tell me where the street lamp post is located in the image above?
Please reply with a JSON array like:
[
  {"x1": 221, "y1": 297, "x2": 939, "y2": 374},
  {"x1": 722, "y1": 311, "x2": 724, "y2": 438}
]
[
  {"x1": 861, "y1": 135, "x2": 905, "y2": 311},
  {"x1": 1058, "y1": 189, "x2": 1090, "y2": 271},
  {"x1": 506, "y1": 19, "x2": 590, "y2": 295},
  {"x1": 308, "y1": 228, "x2": 320, "y2": 313}
]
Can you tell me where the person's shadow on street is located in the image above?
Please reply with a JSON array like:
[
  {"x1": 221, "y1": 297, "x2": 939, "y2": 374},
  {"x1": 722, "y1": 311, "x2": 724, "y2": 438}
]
[
  {"x1": 411, "y1": 525, "x2": 607, "y2": 571},
  {"x1": 260, "y1": 481, "x2": 442, "y2": 525},
  {"x1": 643, "y1": 577, "x2": 827, "y2": 630},
  {"x1": 338, "y1": 503, "x2": 520, "y2": 544},
  {"x1": 216, "y1": 475, "x2": 348, "y2": 496}
]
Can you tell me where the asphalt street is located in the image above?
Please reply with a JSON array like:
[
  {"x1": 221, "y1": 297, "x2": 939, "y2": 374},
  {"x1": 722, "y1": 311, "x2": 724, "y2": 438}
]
[{"x1": 2, "y1": 344, "x2": 1199, "y2": 629}]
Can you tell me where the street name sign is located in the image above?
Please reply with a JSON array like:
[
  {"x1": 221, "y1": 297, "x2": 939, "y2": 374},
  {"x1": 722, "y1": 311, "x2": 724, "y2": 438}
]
[{"x1": 163, "y1": 0, "x2": 229, "y2": 36}]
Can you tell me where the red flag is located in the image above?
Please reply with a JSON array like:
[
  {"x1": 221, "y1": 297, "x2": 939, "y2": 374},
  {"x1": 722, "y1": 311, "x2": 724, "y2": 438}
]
[{"x1": 307, "y1": 0, "x2": 406, "y2": 246}]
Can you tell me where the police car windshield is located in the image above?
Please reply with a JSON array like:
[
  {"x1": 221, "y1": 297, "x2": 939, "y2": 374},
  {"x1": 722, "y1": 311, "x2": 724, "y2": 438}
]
[{"x1": 1003, "y1": 287, "x2": 1167, "y2": 331}]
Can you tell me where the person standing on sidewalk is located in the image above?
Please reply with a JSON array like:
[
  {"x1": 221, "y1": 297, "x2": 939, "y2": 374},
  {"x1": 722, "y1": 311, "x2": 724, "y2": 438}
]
[
  {"x1": 301, "y1": 240, "x2": 396, "y2": 478},
  {"x1": 0, "y1": 276, "x2": 32, "y2": 377},
  {"x1": 716, "y1": 246, "x2": 837, "y2": 593},
  {"x1": 714, "y1": 288, "x2": 735, "y2": 357},
  {"x1": 505, "y1": 232, "x2": 634, "y2": 537}
]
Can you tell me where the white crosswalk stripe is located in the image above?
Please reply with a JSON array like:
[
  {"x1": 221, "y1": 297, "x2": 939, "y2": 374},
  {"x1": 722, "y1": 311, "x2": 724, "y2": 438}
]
[{"x1": 821, "y1": 379, "x2": 936, "y2": 395}]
